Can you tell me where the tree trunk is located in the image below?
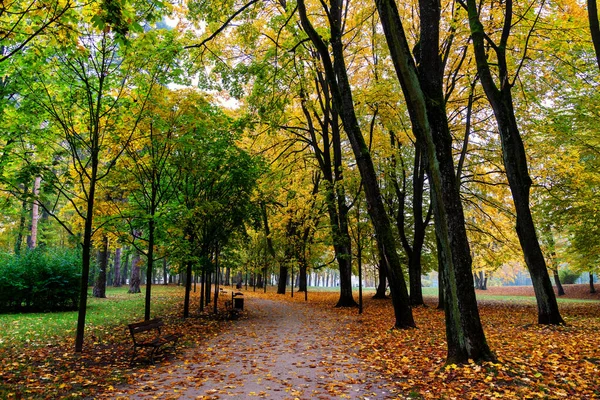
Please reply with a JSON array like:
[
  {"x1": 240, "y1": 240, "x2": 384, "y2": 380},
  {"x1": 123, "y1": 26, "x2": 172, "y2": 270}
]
[
  {"x1": 590, "y1": 272, "x2": 596, "y2": 294},
  {"x1": 391, "y1": 137, "x2": 431, "y2": 307},
  {"x1": 298, "y1": 0, "x2": 414, "y2": 328},
  {"x1": 277, "y1": 264, "x2": 288, "y2": 294},
  {"x1": 163, "y1": 257, "x2": 168, "y2": 285},
  {"x1": 15, "y1": 189, "x2": 28, "y2": 255},
  {"x1": 128, "y1": 252, "x2": 141, "y2": 294},
  {"x1": 144, "y1": 217, "x2": 156, "y2": 321},
  {"x1": 29, "y1": 176, "x2": 41, "y2": 249},
  {"x1": 113, "y1": 247, "x2": 122, "y2": 287},
  {"x1": 375, "y1": 0, "x2": 494, "y2": 362},
  {"x1": 213, "y1": 245, "x2": 220, "y2": 315},
  {"x1": 587, "y1": 0, "x2": 600, "y2": 70},
  {"x1": 199, "y1": 269, "x2": 205, "y2": 312},
  {"x1": 75, "y1": 157, "x2": 99, "y2": 353},
  {"x1": 183, "y1": 260, "x2": 192, "y2": 318},
  {"x1": 552, "y1": 269, "x2": 565, "y2": 296},
  {"x1": 205, "y1": 270, "x2": 212, "y2": 306},
  {"x1": 93, "y1": 235, "x2": 108, "y2": 298},
  {"x1": 373, "y1": 260, "x2": 388, "y2": 299},
  {"x1": 466, "y1": 0, "x2": 563, "y2": 326},
  {"x1": 121, "y1": 249, "x2": 130, "y2": 285},
  {"x1": 298, "y1": 262, "x2": 308, "y2": 292}
]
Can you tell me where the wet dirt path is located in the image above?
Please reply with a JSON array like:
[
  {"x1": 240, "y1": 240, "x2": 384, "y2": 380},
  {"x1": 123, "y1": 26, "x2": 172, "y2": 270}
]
[{"x1": 112, "y1": 296, "x2": 395, "y2": 399}]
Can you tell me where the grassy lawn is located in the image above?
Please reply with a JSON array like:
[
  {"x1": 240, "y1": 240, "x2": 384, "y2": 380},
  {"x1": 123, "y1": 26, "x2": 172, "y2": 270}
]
[
  {"x1": 418, "y1": 286, "x2": 600, "y2": 304},
  {"x1": 0, "y1": 285, "x2": 186, "y2": 348}
]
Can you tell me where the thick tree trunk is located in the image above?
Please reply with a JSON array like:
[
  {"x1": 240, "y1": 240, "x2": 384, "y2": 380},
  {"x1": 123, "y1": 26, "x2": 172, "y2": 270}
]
[
  {"x1": 373, "y1": 260, "x2": 388, "y2": 299},
  {"x1": 298, "y1": 262, "x2": 308, "y2": 292},
  {"x1": 277, "y1": 264, "x2": 288, "y2": 294},
  {"x1": 408, "y1": 252, "x2": 424, "y2": 305},
  {"x1": 128, "y1": 252, "x2": 141, "y2": 294},
  {"x1": 587, "y1": 0, "x2": 600, "y2": 70},
  {"x1": 590, "y1": 272, "x2": 596, "y2": 294},
  {"x1": 113, "y1": 247, "x2": 122, "y2": 287},
  {"x1": 376, "y1": 0, "x2": 494, "y2": 362},
  {"x1": 298, "y1": 0, "x2": 414, "y2": 328},
  {"x1": 93, "y1": 235, "x2": 108, "y2": 298}
]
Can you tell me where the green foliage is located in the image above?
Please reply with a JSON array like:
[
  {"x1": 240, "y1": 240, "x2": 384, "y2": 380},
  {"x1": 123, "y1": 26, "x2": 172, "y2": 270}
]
[
  {"x1": 0, "y1": 248, "x2": 81, "y2": 313},
  {"x1": 559, "y1": 268, "x2": 581, "y2": 285}
]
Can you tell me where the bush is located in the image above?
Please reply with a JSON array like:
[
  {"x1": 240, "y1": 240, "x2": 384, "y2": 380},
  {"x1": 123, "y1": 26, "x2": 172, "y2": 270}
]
[
  {"x1": 0, "y1": 248, "x2": 81, "y2": 313},
  {"x1": 559, "y1": 268, "x2": 581, "y2": 285}
]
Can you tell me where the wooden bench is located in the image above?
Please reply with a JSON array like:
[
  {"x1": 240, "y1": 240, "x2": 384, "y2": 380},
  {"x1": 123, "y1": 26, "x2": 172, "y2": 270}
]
[
  {"x1": 224, "y1": 300, "x2": 239, "y2": 320},
  {"x1": 128, "y1": 318, "x2": 183, "y2": 365}
]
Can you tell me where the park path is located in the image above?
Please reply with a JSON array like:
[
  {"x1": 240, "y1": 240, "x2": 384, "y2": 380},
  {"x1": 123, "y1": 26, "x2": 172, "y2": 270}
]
[{"x1": 111, "y1": 296, "x2": 395, "y2": 399}]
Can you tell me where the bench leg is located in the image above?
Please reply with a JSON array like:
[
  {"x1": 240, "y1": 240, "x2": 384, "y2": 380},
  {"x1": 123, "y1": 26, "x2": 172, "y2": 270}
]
[
  {"x1": 150, "y1": 346, "x2": 158, "y2": 364},
  {"x1": 130, "y1": 346, "x2": 138, "y2": 366}
]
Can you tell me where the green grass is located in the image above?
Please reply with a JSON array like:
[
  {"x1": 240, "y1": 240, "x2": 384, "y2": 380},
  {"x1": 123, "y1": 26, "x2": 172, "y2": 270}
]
[
  {"x1": 0, "y1": 285, "x2": 186, "y2": 349},
  {"x1": 419, "y1": 286, "x2": 599, "y2": 304}
]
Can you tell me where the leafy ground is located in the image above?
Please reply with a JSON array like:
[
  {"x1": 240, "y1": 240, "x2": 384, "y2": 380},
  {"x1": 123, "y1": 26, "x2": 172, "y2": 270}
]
[
  {"x1": 1, "y1": 284, "x2": 599, "y2": 399},
  {"x1": 0, "y1": 285, "x2": 229, "y2": 399}
]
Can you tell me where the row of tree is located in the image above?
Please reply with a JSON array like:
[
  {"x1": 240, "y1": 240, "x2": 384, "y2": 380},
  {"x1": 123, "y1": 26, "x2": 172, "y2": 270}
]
[
  {"x1": 1, "y1": 0, "x2": 600, "y2": 364},
  {"x1": 185, "y1": 0, "x2": 600, "y2": 363}
]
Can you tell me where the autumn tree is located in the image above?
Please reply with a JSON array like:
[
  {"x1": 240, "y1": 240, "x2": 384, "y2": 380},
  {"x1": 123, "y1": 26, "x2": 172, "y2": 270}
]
[
  {"x1": 464, "y1": 0, "x2": 564, "y2": 324},
  {"x1": 375, "y1": 0, "x2": 494, "y2": 361},
  {"x1": 18, "y1": 26, "x2": 162, "y2": 351},
  {"x1": 166, "y1": 92, "x2": 261, "y2": 318},
  {"x1": 0, "y1": 0, "x2": 75, "y2": 63}
]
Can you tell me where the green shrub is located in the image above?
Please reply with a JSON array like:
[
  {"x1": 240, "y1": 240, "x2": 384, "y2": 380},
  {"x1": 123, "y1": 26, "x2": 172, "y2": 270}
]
[
  {"x1": 0, "y1": 248, "x2": 81, "y2": 313},
  {"x1": 559, "y1": 268, "x2": 581, "y2": 285}
]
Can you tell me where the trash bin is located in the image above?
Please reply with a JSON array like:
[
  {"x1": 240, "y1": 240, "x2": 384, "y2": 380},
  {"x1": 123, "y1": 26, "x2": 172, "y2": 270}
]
[{"x1": 233, "y1": 292, "x2": 244, "y2": 310}]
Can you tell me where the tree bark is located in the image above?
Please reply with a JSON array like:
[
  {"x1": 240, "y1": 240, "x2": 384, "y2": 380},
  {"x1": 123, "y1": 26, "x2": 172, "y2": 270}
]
[
  {"x1": 113, "y1": 247, "x2": 122, "y2": 287},
  {"x1": 144, "y1": 217, "x2": 155, "y2": 321},
  {"x1": 466, "y1": 0, "x2": 563, "y2": 325},
  {"x1": 389, "y1": 135, "x2": 431, "y2": 306},
  {"x1": 75, "y1": 148, "x2": 99, "y2": 353},
  {"x1": 587, "y1": 0, "x2": 600, "y2": 70},
  {"x1": 183, "y1": 260, "x2": 192, "y2": 318},
  {"x1": 298, "y1": 262, "x2": 308, "y2": 292},
  {"x1": 163, "y1": 257, "x2": 169, "y2": 285},
  {"x1": 29, "y1": 176, "x2": 41, "y2": 249},
  {"x1": 375, "y1": 0, "x2": 494, "y2": 362},
  {"x1": 590, "y1": 272, "x2": 596, "y2": 294},
  {"x1": 552, "y1": 269, "x2": 565, "y2": 296},
  {"x1": 93, "y1": 235, "x2": 108, "y2": 298},
  {"x1": 277, "y1": 264, "x2": 288, "y2": 294},
  {"x1": 373, "y1": 259, "x2": 388, "y2": 299},
  {"x1": 298, "y1": 0, "x2": 414, "y2": 328},
  {"x1": 128, "y1": 252, "x2": 141, "y2": 294},
  {"x1": 15, "y1": 187, "x2": 28, "y2": 255}
]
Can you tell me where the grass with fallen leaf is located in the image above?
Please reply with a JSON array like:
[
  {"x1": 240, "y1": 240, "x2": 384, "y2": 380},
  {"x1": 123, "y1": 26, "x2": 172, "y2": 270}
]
[
  {"x1": 1, "y1": 284, "x2": 599, "y2": 399},
  {"x1": 0, "y1": 285, "x2": 233, "y2": 399}
]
